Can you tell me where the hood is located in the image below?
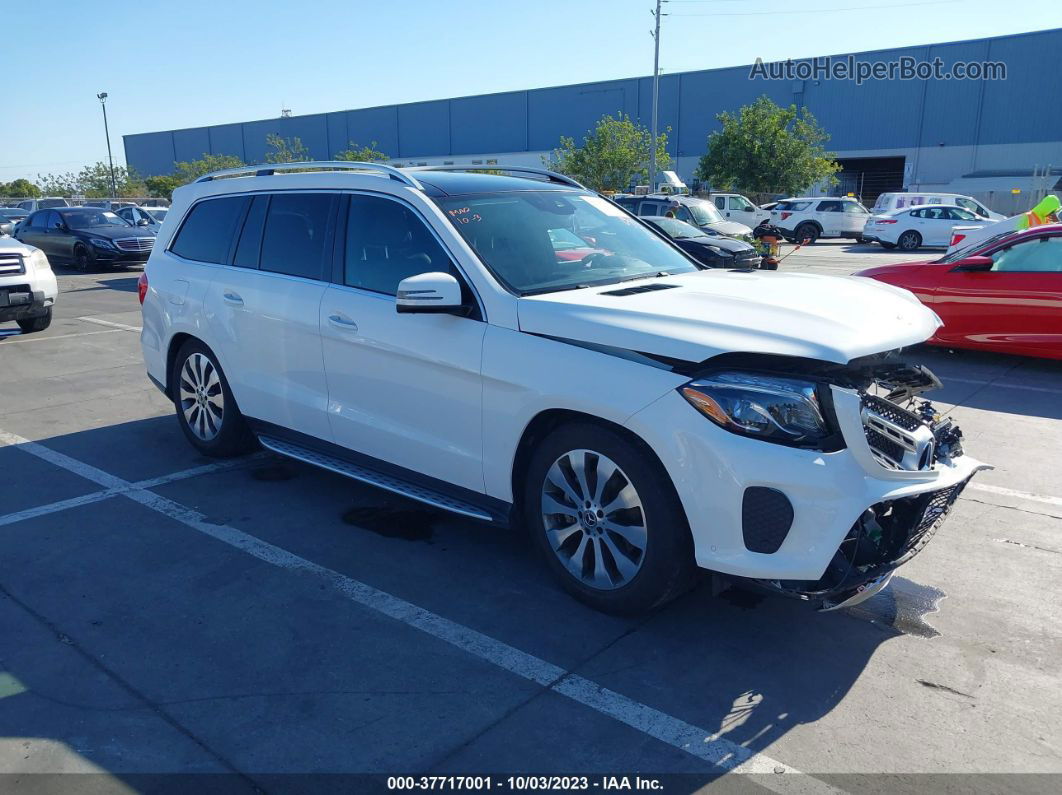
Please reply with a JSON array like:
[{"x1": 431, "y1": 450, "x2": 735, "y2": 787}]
[
  {"x1": 518, "y1": 269, "x2": 940, "y2": 365},
  {"x1": 706, "y1": 220, "x2": 753, "y2": 237},
  {"x1": 680, "y1": 235, "x2": 754, "y2": 254},
  {"x1": 856, "y1": 261, "x2": 932, "y2": 279},
  {"x1": 0, "y1": 237, "x2": 38, "y2": 256},
  {"x1": 76, "y1": 225, "x2": 153, "y2": 239}
]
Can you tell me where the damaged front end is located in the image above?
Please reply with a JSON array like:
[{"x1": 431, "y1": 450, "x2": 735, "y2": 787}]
[{"x1": 730, "y1": 350, "x2": 985, "y2": 610}]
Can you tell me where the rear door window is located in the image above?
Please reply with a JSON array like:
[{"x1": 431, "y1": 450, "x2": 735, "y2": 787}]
[
  {"x1": 170, "y1": 196, "x2": 248, "y2": 264},
  {"x1": 817, "y1": 201, "x2": 842, "y2": 213},
  {"x1": 259, "y1": 192, "x2": 335, "y2": 280},
  {"x1": 637, "y1": 201, "x2": 661, "y2": 217}
]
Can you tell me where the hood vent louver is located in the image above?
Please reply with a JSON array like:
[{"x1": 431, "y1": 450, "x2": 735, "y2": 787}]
[{"x1": 601, "y1": 283, "x2": 679, "y2": 297}]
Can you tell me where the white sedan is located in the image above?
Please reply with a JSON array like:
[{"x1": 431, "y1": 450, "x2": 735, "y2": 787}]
[{"x1": 863, "y1": 205, "x2": 988, "y2": 250}]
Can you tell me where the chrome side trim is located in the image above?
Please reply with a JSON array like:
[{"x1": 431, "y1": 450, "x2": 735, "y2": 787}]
[{"x1": 257, "y1": 435, "x2": 493, "y2": 521}]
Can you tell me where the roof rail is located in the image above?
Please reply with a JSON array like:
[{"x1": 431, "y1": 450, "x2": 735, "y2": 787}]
[
  {"x1": 194, "y1": 161, "x2": 423, "y2": 190},
  {"x1": 406, "y1": 164, "x2": 586, "y2": 190}
]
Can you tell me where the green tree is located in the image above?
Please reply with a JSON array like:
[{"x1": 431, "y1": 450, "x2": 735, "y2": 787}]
[
  {"x1": 36, "y1": 171, "x2": 79, "y2": 197},
  {"x1": 74, "y1": 162, "x2": 145, "y2": 198},
  {"x1": 694, "y1": 95, "x2": 840, "y2": 195},
  {"x1": 265, "y1": 133, "x2": 311, "y2": 163},
  {"x1": 334, "y1": 140, "x2": 388, "y2": 162},
  {"x1": 143, "y1": 153, "x2": 246, "y2": 199},
  {"x1": 0, "y1": 178, "x2": 41, "y2": 198},
  {"x1": 544, "y1": 113, "x2": 670, "y2": 192}
]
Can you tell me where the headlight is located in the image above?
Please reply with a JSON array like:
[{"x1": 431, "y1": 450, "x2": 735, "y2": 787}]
[
  {"x1": 28, "y1": 249, "x2": 51, "y2": 272},
  {"x1": 680, "y1": 371, "x2": 829, "y2": 446},
  {"x1": 89, "y1": 237, "x2": 116, "y2": 250}
]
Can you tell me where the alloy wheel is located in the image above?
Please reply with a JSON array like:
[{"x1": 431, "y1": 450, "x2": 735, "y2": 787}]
[
  {"x1": 540, "y1": 449, "x2": 647, "y2": 590},
  {"x1": 178, "y1": 352, "x2": 224, "y2": 441}
]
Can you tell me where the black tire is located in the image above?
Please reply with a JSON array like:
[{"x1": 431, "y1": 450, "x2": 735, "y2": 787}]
[
  {"x1": 16, "y1": 307, "x2": 52, "y2": 333},
  {"x1": 760, "y1": 260, "x2": 779, "y2": 271},
  {"x1": 794, "y1": 223, "x2": 819, "y2": 244},
  {"x1": 879, "y1": 241, "x2": 897, "y2": 250},
  {"x1": 522, "y1": 421, "x2": 695, "y2": 614},
  {"x1": 73, "y1": 244, "x2": 92, "y2": 271},
  {"x1": 171, "y1": 339, "x2": 256, "y2": 458},
  {"x1": 897, "y1": 230, "x2": 922, "y2": 251}
]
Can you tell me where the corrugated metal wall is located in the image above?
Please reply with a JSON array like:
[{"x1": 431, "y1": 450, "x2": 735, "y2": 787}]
[{"x1": 124, "y1": 28, "x2": 1062, "y2": 176}]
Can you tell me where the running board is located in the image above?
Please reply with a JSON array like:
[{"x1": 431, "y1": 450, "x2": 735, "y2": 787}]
[{"x1": 257, "y1": 435, "x2": 494, "y2": 522}]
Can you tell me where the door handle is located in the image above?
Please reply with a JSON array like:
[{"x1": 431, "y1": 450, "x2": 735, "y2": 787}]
[
  {"x1": 222, "y1": 291, "x2": 243, "y2": 306},
  {"x1": 328, "y1": 314, "x2": 358, "y2": 332}
]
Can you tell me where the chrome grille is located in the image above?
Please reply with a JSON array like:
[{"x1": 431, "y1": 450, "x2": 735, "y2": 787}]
[
  {"x1": 0, "y1": 253, "x2": 25, "y2": 275},
  {"x1": 114, "y1": 237, "x2": 154, "y2": 252},
  {"x1": 861, "y1": 394, "x2": 935, "y2": 471}
]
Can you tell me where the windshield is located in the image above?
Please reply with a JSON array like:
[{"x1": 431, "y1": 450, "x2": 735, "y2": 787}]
[
  {"x1": 650, "y1": 217, "x2": 707, "y2": 239},
  {"x1": 144, "y1": 208, "x2": 168, "y2": 221},
  {"x1": 938, "y1": 229, "x2": 1016, "y2": 263},
  {"x1": 63, "y1": 210, "x2": 131, "y2": 229},
  {"x1": 684, "y1": 200, "x2": 724, "y2": 225},
  {"x1": 436, "y1": 191, "x2": 699, "y2": 294}
]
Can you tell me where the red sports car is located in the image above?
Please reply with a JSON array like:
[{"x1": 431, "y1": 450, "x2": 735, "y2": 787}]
[{"x1": 856, "y1": 224, "x2": 1062, "y2": 360}]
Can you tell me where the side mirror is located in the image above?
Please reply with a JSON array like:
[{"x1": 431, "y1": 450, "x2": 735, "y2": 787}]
[
  {"x1": 396, "y1": 272, "x2": 465, "y2": 314},
  {"x1": 136, "y1": 218, "x2": 150, "y2": 226},
  {"x1": 53, "y1": 222, "x2": 64, "y2": 230},
  {"x1": 951, "y1": 255, "x2": 994, "y2": 272},
  {"x1": 0, "y1": 222, "x2": 11, "y2": 236}
]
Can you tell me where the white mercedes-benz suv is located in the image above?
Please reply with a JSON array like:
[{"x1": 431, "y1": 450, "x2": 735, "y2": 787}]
[{"x1": 139, "y1": 162, "x2": 984, "y2": 614}]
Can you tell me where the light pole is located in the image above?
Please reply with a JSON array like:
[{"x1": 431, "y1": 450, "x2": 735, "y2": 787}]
[
  {"x1": 648, "y1": 0, "x2": 663, "y2": 194},
  {"x1": 97, "y1": 92, "x2": 118, "y2": 199}
]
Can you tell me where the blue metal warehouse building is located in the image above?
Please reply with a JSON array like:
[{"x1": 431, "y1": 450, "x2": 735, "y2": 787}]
[{"x1": 125, "y1": 28, "x2": 1062, "y2": 210}]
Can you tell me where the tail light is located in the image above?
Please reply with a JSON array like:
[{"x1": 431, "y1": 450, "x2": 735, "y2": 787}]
[
  {"x1": 780, "y1": 212, "x2": 792, "y2": 221},
  {"x1": 877, "y1": 219, "x2": 897, "y2": 224},
  {"x1": 137, "y1": 271, "x2": 148, "y2": 305},
  {"x1": 950, "y1": 233, "x2": 966, "y2": 246}
]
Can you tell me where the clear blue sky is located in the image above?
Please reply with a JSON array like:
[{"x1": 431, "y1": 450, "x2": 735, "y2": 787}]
[{"x1": 5, "y1": 0, "x2": 1061, "y2": 182}]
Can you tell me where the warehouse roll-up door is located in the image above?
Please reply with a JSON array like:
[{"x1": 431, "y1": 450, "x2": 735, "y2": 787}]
[{"x1": 836, "y1": 157, "x2": 905, "y2": 206}]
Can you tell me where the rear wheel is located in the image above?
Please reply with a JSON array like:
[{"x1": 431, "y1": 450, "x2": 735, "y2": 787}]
[
  {"x1": 897, "y1": 230, "x2": 922, "y2": 251},
  {"x1": 16, "y1": 308, "x2": 52, "y2": 333},
  {"x1": 522, "y1": 422, "x2": 695, "y2": 614},
  {"x1": 794, "y1": 223, "x2": 819, "y2": 244},
  {"x1": 171, "y1": 339, "x2": 256, "y2": 457}
]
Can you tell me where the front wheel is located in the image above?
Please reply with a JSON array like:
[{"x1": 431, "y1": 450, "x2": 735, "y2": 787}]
[
  {"x1": 17, "y1": 307, "x2": 52, "y2": 333},
  {"x1": 72, "y1": 244, "x2": 92, "y2": 271},
  {"x1": 171, "y1": 339, "x2": 256, "y2": 457},
  {"x1": 522, "y1": 422, "x2": 695, "y2": 614}
]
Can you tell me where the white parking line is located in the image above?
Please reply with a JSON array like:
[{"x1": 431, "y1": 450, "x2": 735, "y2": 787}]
[
  {"x1": 942, "y1": 376, "x2": 1062, "y2": 396},
  {"x1": 0, "y1": 426, "x2": 831, "y2": 789},
  {"x1": 0, "y1": 447, "x2": 267, "y2": 528},
  {"x1": 78, "y1": 316, "x2": 143, "y2": 332},
  {"x1": 967, "y1": 482, "x2": 1062, "y2": 508},
  {"x1": 0, "y1": 328, "x2": 125, "y2": 345}
]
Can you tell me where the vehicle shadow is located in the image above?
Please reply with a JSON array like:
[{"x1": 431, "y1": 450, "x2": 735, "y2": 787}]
[{"x1": 0, "y1": 415, "x2": 904, "y2": 781}]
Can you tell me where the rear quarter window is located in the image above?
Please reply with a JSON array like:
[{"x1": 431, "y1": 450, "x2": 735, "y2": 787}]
[{"x1": 170, "y1": 196, "x2": 248, "y2": 264}]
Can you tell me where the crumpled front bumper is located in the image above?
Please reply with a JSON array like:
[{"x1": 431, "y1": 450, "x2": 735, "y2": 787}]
[{"x1": 624, "y1": 383, "x2": 987, "y2": 590}]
